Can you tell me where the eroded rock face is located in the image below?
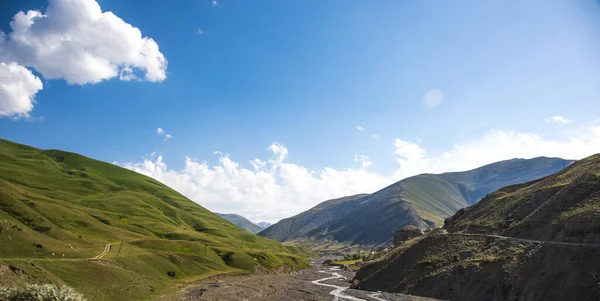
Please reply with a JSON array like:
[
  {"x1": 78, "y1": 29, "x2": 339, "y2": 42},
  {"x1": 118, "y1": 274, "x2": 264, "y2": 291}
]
[
  {"x1": 393, "y1": 225, "x2": 423, "y2": 246},
  {"x1": 322, "y1": 259, "x2": 333, "y2": 266},
  {"x1": 349, "y1": 278, "x2": 360, "y2": 289}
]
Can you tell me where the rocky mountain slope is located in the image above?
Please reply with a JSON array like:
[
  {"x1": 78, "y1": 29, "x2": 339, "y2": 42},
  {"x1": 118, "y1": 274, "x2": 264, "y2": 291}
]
[
  {"x1": 444, "y1": 154, "x2": 600, "y2": 244},
  {"x1": 0, "y1": 139, "x2": 309, "y2": 300},
  {"x1": 258, "y1": 194, "x2": 368, "y2": 242},
  {"x1": 260, "y1": 157, "x2": 571, "y2": 247},
  {"x1": 353, "y1": 153, "x2": 600, "y2": 301},
  {"x1": 216, "y1": 213, "x2": 263, "y2": 234}
]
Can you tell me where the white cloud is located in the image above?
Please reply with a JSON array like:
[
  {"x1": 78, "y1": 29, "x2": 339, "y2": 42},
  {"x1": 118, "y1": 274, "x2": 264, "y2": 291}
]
[
  {"x1": 392, "y1": 127, "x2": 600, "y2": 180},
  {"x1": 119, "y1": 127, "x2": 600, "y2": 223},
  {"x1": 119, "y1": 67, "x2": 137, "y2": 81},
  {"x1": 392, "y1": 138, "x2": 430, "y2": 179},
  {"x1": 0, "y1": 62, "x2": 43, "y2": 118},
  {"x1": 423, "y1": 89, "x2": 444, "y2": 108},
  {"x1": 156, "y1": 128, "x2": 172, "y2": 141},
  {"x1": 0, "y1": 0, "x2": 167, "y2": 84},
  {"x1": 268, "y1": 143, "x2": 288, "y2": 162},
  {"x1": 354, "y1": 154, "x2": 373, "y2": 168},
  {"x1": 212, "y1": 1, "x2": 218, "y2": 6},
  {"x1": 119, "y1": 143, "x2": 389, "y2": 223},
  {"x1": 545, "y1": 115, "x2": 571, "y2": 124},
  {"x1": 197, "y1": 29, "x2": 204, "y2": 35},
  {"x1": 356, "y1": 125, "x2": 365, "y2": 131},
  {"x1": 0, "y1": 0, "x2": 167, "y2": 118}
]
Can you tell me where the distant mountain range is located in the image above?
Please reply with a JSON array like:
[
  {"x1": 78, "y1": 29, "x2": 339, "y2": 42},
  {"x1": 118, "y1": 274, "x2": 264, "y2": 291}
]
[
  {"x1": 215, "y1": 213, "x2": 270, "y2": 234},
  {"x1": 256, "y1": 221, "x2": 272, "y2": 228},
  {"x1": 259, "y1": 157, "x2": 573, "y2": 247},
  {"x1": 354, "y1": 153, "x2": 600, "y2": 301}
]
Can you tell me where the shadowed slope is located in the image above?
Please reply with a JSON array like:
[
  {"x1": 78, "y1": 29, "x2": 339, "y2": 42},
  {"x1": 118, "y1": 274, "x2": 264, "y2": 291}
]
[{"x1": 354, "y1": 154, "x2": 600, "y2": 301}]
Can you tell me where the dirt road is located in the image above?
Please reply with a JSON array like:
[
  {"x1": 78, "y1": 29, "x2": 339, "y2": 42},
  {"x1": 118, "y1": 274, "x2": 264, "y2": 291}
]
[
  {"x1": 91, "y1": 242, "x2": 121, "y2": 260},
  {"x1": 157, "y1": 259, "x2": 439, "y2": 301}
]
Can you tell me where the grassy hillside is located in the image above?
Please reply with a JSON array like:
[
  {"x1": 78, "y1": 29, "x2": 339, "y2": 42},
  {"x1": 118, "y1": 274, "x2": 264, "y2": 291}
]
[
  {"x1": 216, "y1": 213, "x2": 263, "y2": 234},
  {"x1": 0, "y1": 139, "x2": 309, "y2": 300},
  {"x1": 260, "y1": 157, "x2": 570, "y2": 247},
  {"x1": 353, "y1": 153, "x2": 600, "y2": 301}
]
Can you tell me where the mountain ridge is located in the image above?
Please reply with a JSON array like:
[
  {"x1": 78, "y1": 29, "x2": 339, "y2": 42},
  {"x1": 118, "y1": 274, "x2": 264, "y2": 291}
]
[
  {"x1": 215, "y1": 213, "x2": 264, "y2": 234},
  {"x1": 259, "y1": 156, "x2": 572, "y2": 247},
  {"x1": 353, "y1": 153, "x2": 600, "y2": 301}
]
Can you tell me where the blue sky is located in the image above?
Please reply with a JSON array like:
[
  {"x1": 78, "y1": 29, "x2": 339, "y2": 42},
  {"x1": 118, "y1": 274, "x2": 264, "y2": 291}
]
[{"x1": 2, "y1": 0, "x2": 600, "y2": 222}]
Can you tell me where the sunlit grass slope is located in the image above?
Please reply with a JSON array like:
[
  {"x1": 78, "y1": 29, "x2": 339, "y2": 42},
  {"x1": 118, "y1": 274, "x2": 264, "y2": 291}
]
[{"x1": 0, "y1": 139, "x2": 309, "y2": 300}]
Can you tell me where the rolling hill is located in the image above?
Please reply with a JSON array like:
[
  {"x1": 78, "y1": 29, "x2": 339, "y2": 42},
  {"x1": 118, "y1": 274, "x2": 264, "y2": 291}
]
[
  {"x1": 259, "y1": 157, "x2": 572, "y2": 247},
  {"x1": 0, "y1": 139, "x2": 309, "y2": 300},
  {"x1": 216, "y1": 213, "x2": 263, "y2": 234},
  {"x1": 354, "y1": 153, "x2": 600, "y2": 301}
]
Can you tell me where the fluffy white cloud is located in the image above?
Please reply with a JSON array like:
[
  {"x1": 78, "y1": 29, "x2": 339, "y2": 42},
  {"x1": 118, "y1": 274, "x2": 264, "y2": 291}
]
[
  {"x1": 119, "y1": 67, "x2": 137, "y2": 82},
  {"x1": 393, "y1": 138, "x2": 430, "y2": 180},
  {"x1": 356, "y1": 125, "x2": 365, "y2": 131},
  {"x1": 119, "y1": 127, "x2": 600, "y2": 223},
  {"x1": 212, "y1": 1, "x2": 218, "y2": 6},
  {"x1": 0, "y1": 0, "x2": 167, "y2": 85},
  {"x1": 119, "y1": 144, "x2": 389, "y2": 223},
  {"x1": 423, "y1": 89, "x2": 444, "y2": 108},
  {"x1": 0, "y1": 62, "x2": 43, "y2": 118},
  {"x1": 164, "y1": 134, "x2": 172, "y2": 141},
  {"x1": 0, "y1": 0, "x2": 167, "y2": 118},
  {"x1": 545, "y1": 115, "x2": 571, "y2": 124},
  {"x1": 392, "y1": 127, "x2": 600, "y2": 180},
  {"x1": 354, "y1": 154, "x2": 373, "y2": 168}
]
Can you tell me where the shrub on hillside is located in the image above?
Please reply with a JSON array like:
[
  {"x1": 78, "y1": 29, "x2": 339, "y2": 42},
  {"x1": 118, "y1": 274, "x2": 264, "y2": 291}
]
[
  {"x1": 0, "y1": 284, "x2": 87, "y2": 301},
  {"x1": 343, "y1": 252, "x2": 364, "y2": 261}
]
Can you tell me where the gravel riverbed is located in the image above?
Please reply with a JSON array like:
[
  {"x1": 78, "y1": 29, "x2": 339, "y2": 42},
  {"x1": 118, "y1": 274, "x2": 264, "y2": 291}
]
[{"x1": 157, "y1": 258, "x2": 439, "y2": 301}]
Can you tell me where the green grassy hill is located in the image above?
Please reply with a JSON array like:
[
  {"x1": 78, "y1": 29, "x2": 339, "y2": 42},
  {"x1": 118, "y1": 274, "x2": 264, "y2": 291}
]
[
  {"x1": 260, "y1": 157, "x2": 571, "y2": 247},
  {"x1": 216, "y1": 213, "x2": 263, "y2": 234},
  {"x1": 0, "y1": 139, "x2": 309, "y2": 300}
]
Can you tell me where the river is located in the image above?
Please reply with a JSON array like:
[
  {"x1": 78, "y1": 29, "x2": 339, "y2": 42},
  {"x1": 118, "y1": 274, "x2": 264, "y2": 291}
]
[{"x1": 157, "y1": 259, "x2": 438, "y2": 301}]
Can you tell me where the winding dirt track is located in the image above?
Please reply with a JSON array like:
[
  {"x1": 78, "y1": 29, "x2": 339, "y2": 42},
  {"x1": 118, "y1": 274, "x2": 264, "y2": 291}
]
[
  {"x1": 450, "y1": 232, "x2": 600, "y2": 247},
  {"x1": 91, "y1": 242, "x2": 120, "y2": 260}
]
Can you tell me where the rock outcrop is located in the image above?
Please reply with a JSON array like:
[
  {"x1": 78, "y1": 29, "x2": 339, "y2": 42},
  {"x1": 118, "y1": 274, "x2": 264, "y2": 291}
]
[{"x1": 392, "y1": 225, "x2": 423, "y2": 246}]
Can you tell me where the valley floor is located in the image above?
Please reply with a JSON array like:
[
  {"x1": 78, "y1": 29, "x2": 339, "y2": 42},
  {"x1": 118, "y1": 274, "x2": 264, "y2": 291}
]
[{"x1": 156, "y1": 258, "x2": 439, "y2": 301}]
